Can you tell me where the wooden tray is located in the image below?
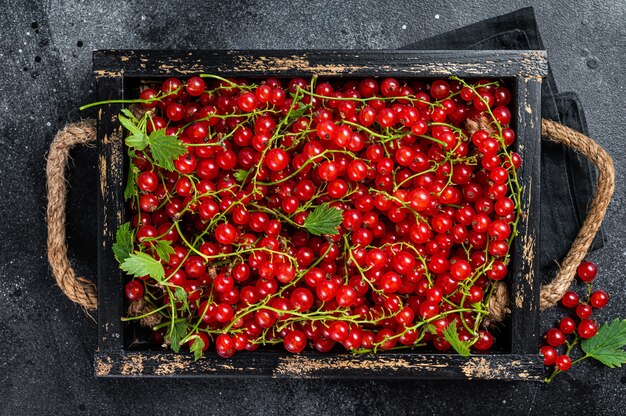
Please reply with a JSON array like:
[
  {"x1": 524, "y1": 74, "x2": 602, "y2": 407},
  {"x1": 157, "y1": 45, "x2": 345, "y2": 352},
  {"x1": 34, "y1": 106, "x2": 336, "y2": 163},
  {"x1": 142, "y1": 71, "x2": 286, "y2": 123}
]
[{"x1": 94, "y1": 50, "x2": 546, "y2": 379}]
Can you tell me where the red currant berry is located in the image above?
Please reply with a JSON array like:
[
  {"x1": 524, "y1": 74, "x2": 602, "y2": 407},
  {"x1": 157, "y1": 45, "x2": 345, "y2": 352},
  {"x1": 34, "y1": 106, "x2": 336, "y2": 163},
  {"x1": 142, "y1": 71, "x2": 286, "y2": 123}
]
[
  {"x1": 284, "y1": 330, "x2": 307, "y2": 353},
  {"x1": 124, "y1": 280, "x2": 144, "y2": 301},
  {"x1": 545, "y1": 328, "x2": 566, "y2": 347},
  {"x1": 555, "y1": 355, "x2": 572, "y2": 371},
  {"x1": 576, "y1": 303, "x2": 593, "y2": 320},
  {"x1": 559, "y1": 317, "x2": 577, "y2": 334},
  {"x1": 577, "y1": 260, "x2": 597, "y2": 282},
  {"x1": 578, "y1": 319, "x2": 598, "y2": 339},
  {"x1": 560, "y1": 291, "x2": 579, "y2": 308},
  {"x1": 540, "y1": 345, "x2": 557, "y2": 366},
  {"x1": 590, "y1": 290, "x2": 609, "y2": 309}
]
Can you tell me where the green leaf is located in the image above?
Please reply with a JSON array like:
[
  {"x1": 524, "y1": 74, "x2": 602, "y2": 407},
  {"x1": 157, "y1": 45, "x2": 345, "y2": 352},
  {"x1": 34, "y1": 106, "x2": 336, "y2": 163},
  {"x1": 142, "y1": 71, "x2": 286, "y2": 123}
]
[
  {"x1": 119, "y1": 114, "x2": 144, "y2": 137},
  {"x1": 581, "y1": 318, "x2": 626, "y2": 368},
  {"x1": 123, "y1": 165, "x2": 139, "y2": 201},
  {"x1": 125, "y1": 135, "x2": 148, "y2": 150},
  {"x1": 120, "y1": 115, "x2": 148, "y2": 150},
  {"x1": 148, "y1": 129, "x2": 186, "y2": 171},
  {"x1": 233, "y1": 169, "x2": 251, "y2": 182},
  {"x1": 285, "y1": 104, "x2": 310, "y2": 123},
  {"x1": 166, "y1": 320, "x2": 189, "y2": 353},
  {"x1": 155, "y1": 239, "x2": 175, "y2": 263},
  {"x1": 112, "y1": 222, "x2": 133, "y2": 263},
  {"x1": 424, "y1": 323, "x2": 438, "y2": 335},
  {"x1": 173, "y1": 287, "x2": 187, "y2": 302},
  {"x1": 121, "y1": 108, "x2": 138, "y2": 123},
  {"x1": 120, "y1": 252, "x2": 164, "y2": 281},
  {"x1": 442, "y1": 324, "x2": 472, "y2": 357},
  {"x1": 189, "y1": 336, "x2": 205, "y2": 361},
  {"x1": 303, "y1": 203, "x2": 342, "y2": 236}
]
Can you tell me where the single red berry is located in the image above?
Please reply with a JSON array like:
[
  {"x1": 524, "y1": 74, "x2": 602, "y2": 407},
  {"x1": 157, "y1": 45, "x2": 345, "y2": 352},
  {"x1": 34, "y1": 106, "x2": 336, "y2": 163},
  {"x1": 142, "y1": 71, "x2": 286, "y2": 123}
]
[
  {"x1": 555, "y1": 355, "x2": 572, "y2": 371},
  {"x1": 545, "y1": 328, "x2": 566, "y2": 347},
  {"x1": 185, "y1": 76, "x2": 205, "y2": 96},
  {"x1": 559, "y1": 317, "x2": 577, "y2": 334},
  {"x1": 576, "y1": 303, "x2": 593, "y2": 320},
  {"x1": 540, "y1": 345, "x2": 557, "y2": 366},
  {"x1": 216, "y1": 334, "x2": 235, "y2": 358},
  {"x1": 590, "y1": 290, "x2": 609, "y2": 309},
  {"x1": 578, "y1": 319, "x2": 598, "y2": 339},
  {"x1": 124, "y1": 280, "x2": 144, "y2": 301},
  {"x1": 215, "y1": 223, "x2": 239, "y2": 245},
  {"x1": 283, "y1": 330, "x2": 307, "y2": 353},
  {"x1": 577, "y1": 260, "x2": 597, "y2": 282},
  {"x1": 265, "y1": 148, "x2": 289, "y2": 172},
  {"x1": 473, "y1": 330, "x2": 494, "y2": 351},
  {"x1": 561, "y1": 291, "x2": 579, "y2": 308}
]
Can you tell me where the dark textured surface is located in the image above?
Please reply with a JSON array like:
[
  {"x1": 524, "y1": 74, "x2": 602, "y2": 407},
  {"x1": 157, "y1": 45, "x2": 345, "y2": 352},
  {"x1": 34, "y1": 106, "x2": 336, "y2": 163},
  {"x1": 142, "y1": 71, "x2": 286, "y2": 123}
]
[{"x1": 0, "y1": 1, "x2": 624, "y2": 415}]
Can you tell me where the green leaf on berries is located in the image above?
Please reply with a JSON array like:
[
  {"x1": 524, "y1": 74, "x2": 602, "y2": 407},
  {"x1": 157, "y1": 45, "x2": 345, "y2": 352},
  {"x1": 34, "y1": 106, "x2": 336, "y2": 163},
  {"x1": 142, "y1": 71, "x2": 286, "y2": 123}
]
[
  {"x1": 119, "y1": 115, "x2": 148, "y2": 150},
  {"x1": 120, "y1": 252, "x2": 164, "y2": 281},
  {"x1": 120, "y1": 108, "x2": 139, "y2": 123},
  {"x1": 285, "y1": 104, "x2": 310, "y2": 123},
  {"x1": 424, "y1": 324, "x2": 438, "y2": 335},
  {"x1": 189, "y1": 336, "x2": 205, "y2": 361},
  {"x1": 155, "y1": 239, "x2": 175, "y2": 263},
  {"x1": 112, "y1": 222, "x2": 133, "y2": 263},
  {"x1": 303, "y1": 203, "x2": 343, "y2": 236},
  {"x1": 173, "y1": 286, "x2": 187, "y2": 302},
  {"x1": 233, "y1": 169, "x2": 251, "y2": 182},
  {"x1": 442, "y1": 324, "x2": 472, "y2": 357},
  {"x1": 124, "y1": 165, "x2": 139, "y2": 201},
  {"x1": 581, "y1": 318, "x2": 626, "y2": 368},
  {"x1": 125, "y1": 135, "x2": 148, "y2": 150},
  {"x1": 166, "y1": 320, "x2": 189, "y2": 353},
  {"x1": 173, "y1": 286, "x2": 191, "y2": 314},
  {"x1": 148, "y1": 128, "x2": 186, "y2": 171}
]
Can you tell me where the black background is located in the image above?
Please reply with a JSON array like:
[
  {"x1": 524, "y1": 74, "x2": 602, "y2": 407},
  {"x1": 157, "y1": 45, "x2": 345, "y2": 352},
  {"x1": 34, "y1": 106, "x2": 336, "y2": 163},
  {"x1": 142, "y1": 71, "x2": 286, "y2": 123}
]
[{"x1": 1, "y1": 1, "x2": 625, "y2": 415}]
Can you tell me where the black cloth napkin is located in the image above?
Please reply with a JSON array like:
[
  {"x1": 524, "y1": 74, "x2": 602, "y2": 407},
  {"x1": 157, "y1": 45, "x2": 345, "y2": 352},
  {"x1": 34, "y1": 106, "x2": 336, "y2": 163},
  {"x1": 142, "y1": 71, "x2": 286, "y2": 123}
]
[{"x1": 401, "y1": 7, "x2": 605, "y2": 279}]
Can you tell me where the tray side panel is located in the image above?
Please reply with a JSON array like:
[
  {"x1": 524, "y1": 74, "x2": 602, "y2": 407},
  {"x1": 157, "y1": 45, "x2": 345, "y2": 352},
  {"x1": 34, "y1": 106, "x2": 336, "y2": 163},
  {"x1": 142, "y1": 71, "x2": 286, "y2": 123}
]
[
  {"x1": 95, "y1": 351, "x2": 543, "y2": 381},
  {"x1": 97, "y1": 76, "x2": 126, "y2": 354},
  {"x1": 510, "y1": 76, "x2": 542, "y2": 354},
  {"x1": 93, "y1": 50, "x2": 548, "y2": 78}
]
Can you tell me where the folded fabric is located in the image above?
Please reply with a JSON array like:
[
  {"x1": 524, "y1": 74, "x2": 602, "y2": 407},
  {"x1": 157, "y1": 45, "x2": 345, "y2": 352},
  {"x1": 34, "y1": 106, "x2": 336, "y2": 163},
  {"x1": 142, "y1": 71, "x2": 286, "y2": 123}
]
[{"x1": 401, "y1": 7, "x2": 605, "y2": 279}]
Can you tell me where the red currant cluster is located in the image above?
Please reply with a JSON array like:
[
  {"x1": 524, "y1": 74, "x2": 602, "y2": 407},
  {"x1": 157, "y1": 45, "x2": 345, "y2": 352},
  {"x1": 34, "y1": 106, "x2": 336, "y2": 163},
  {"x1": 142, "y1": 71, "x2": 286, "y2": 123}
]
[
  {"x1": 541, "y1": 260, "x2": 608, "y2": 376},
  {"x1": 119, "y1": 73, "x2": 521, "y2": 359}
]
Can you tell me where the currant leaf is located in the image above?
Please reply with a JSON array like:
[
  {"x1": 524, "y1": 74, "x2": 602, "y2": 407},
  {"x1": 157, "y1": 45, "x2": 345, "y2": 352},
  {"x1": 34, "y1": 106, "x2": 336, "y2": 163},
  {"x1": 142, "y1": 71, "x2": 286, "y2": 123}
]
[
  {"x1": 189, "y1": 336, "x2": 205, "y2": 361},
  {"x1": 112, "y1": 222, "x2": 133, "y2": 263},
  {"x1": 285, "y1": 104, "x2": 311, "y2": 123},
  {"x1": 424, "y1": 323, "x2": 438, "y2": 335},
  {"x1": 123, "y1": 165, "x2": 139, "y2": 201},
  {"x1": 581, "y1": 318, "x2": 626, "y2": 368},
  {"x1": 173, "y1": 286, "x2": 191, "y2": 315},
  {"x1": 120, "y1": 108, "x2": 139, "y2": 123},
  {"x1": 303, "y1": 203, "x2": 342, "y2": 236},
  {"x1": 233, "y1": 169, "x2": 251, "y2": 182},
  {"x1": 166, "y1": 320, "x2": 189, "y2": 353},
  {"x1": 148, "y1": 129, "x2": 186, "y2": 171},
  {"x1": 119, "y1": 114, "x2": 148, "y2": 150},
  {"x1": 155, "y1": 239, "x2": 175, "y2": 263},
  {"x1": 120, "y1": 252, "x2": 164, "y2": 281},
  {"x1": 442, "y1": 324, "x2": 471, "y2": 357}
]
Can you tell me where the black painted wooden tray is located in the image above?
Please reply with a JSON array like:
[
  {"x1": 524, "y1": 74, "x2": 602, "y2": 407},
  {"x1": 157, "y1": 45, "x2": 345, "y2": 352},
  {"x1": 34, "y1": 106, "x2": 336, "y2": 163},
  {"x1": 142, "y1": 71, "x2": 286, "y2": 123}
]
[{"x1": 94, "y1": 50, "x2": 546, "y2": 380}]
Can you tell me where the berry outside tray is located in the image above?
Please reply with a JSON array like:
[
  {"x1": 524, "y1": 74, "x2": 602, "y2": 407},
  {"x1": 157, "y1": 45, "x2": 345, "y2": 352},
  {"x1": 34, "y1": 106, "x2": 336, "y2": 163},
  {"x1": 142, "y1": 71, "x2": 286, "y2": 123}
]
[{"x1": 94, "y1": 50, "x2": 547, "y2": 380}]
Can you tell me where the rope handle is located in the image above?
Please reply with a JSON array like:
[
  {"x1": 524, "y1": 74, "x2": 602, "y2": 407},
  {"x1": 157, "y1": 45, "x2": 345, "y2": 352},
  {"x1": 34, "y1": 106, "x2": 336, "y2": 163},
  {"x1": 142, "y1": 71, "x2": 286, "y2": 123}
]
[
  {"x1": 46, "y1": 120, "x2": 98, "y2": 309},
  {"x1": 46, "y1": 119, "x2": 614, "y2": 316},
  {"x1": 488, "y1": 119, "x2": 615, "y2": 321}
]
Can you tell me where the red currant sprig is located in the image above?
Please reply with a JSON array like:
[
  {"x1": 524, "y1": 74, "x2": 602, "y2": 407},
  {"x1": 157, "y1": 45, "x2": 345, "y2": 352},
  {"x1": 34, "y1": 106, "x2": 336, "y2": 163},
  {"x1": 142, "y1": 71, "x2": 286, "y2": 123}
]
[{"x1": 541, "y1": 259, "x2": 609, "y2": 382}]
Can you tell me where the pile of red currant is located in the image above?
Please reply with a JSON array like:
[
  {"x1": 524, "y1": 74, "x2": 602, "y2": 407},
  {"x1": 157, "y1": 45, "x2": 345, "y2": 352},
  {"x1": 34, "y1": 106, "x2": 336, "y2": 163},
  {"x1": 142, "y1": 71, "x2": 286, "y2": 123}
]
[
  {"x1": 541, "y1": 260, "x2": 609, "y2": 379},
  {"x1": 118, "y1": 73, "x2": 521, "y2": 359}
]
